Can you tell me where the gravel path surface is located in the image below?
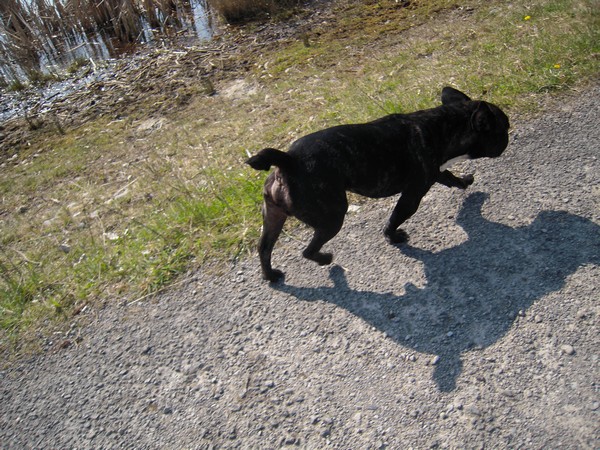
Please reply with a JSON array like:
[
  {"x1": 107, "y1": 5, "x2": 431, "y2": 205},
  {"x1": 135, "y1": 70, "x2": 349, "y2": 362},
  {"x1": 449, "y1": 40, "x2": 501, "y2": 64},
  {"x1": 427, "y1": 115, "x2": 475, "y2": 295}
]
[{"x1": 1, "y1": 86, "x2": 599, "y2": 449}]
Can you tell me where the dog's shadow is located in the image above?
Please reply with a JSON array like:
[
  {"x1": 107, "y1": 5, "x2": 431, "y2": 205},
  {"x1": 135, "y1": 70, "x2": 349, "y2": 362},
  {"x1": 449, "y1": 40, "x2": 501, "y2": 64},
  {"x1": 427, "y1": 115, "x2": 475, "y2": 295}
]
[{"x1": 273, "y1": 192, "x2": 600, "y2": 391}]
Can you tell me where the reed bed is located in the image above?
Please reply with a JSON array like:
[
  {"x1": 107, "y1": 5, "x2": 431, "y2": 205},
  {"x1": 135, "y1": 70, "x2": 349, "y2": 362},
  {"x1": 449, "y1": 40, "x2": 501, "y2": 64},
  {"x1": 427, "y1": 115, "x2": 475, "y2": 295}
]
[
  {"x1": 208, "y1": 0, "x2": 295, "y2": 23},
  {"x1": 0, "y1": 0, "x2": 212, "y2": 84}
]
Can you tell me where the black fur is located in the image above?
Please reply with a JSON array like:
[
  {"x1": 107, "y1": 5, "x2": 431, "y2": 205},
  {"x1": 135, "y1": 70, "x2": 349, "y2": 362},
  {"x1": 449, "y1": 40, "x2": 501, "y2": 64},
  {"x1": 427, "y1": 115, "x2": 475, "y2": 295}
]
[{"x1": 246, "y1": 87, "x2": 510, "y2": 282}]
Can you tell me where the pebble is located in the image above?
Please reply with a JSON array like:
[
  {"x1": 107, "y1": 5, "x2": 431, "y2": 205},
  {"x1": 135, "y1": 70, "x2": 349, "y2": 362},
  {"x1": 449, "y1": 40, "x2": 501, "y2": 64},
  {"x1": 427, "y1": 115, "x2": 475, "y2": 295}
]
[
  {"x1": 466, "y1": 405, "x2": 481, "y2": 416},
  {"x1": 560, "y1": 344, "x2": 575, "y2": 355},
  {"x1": 430, "y1": 355, "x2": 440, "y2": 365}
]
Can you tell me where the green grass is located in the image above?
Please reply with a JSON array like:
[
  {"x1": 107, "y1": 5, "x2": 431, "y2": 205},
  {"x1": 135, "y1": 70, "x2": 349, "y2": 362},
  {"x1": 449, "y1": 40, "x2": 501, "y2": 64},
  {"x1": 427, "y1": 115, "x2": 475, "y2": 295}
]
[{"x1": 1, "y1": 0, "x2": 598, "y2": 356}]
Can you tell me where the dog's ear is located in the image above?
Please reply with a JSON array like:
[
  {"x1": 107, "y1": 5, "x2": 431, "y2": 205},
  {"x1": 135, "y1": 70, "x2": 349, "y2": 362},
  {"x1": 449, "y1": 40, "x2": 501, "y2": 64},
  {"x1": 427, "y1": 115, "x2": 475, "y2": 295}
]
[
  {"x1": 441, "y1": 87, "x2": 472, "y2": 104},
  {"x1": 470, "y1": 102, "x2": 495, "y2": 132}
]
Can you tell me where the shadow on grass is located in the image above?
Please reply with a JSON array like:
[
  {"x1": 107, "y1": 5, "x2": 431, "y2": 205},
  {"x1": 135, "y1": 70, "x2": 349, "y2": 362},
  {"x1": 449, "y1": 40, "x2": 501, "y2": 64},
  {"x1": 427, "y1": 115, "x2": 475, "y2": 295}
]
[{"x1": 273, "y1": 192, "x2": 600, "y2": 391}]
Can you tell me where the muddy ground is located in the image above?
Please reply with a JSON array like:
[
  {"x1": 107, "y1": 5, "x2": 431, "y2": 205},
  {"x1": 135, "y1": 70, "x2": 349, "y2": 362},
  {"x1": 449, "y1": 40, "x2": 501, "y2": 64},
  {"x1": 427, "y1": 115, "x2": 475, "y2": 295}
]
[{"x1": 1, "y1": 76, "x2": 598, "y2": 448}]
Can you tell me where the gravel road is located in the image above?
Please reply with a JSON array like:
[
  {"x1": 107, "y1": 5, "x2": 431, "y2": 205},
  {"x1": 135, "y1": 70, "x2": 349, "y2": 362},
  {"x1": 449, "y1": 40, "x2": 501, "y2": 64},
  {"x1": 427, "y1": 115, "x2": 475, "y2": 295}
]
[{"x1": 1, "y1": 85, "x2": 599, "y2": 449}]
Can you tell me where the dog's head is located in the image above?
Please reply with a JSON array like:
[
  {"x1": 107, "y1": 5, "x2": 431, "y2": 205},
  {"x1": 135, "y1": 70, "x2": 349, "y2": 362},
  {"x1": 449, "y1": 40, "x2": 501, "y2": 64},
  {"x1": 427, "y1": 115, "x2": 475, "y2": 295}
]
[{"x1": 442, "y1": 87, "x2": 510, "y2": 159}]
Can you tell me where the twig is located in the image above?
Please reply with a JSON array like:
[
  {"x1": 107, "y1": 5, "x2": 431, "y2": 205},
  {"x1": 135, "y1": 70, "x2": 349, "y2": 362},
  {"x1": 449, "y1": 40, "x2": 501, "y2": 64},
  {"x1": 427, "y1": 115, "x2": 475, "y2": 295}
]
[{"x1": 9, "y1": 247, "x2": 42, "y2": 266}]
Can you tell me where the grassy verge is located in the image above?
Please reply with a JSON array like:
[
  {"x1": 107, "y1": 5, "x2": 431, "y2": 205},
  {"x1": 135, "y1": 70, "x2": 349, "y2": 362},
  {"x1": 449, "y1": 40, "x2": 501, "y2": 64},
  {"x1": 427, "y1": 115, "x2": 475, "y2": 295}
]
[{"x1": 1, "y1": 0, "x2": 598, "y2": 355}]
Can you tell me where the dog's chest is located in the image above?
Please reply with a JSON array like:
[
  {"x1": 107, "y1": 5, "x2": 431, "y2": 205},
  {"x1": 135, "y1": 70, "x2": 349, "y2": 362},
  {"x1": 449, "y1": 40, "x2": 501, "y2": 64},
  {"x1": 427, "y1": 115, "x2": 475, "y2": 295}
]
[{"x1": 440, "y1": 154, "x2": 470, "y2": 171}]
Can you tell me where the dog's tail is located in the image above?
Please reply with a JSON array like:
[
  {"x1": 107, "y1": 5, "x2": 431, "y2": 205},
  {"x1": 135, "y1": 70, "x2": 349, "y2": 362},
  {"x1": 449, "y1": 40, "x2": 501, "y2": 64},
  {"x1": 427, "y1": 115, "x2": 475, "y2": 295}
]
[{"x1": 246, "y1": 148, "x2": 295, "y2": 172}]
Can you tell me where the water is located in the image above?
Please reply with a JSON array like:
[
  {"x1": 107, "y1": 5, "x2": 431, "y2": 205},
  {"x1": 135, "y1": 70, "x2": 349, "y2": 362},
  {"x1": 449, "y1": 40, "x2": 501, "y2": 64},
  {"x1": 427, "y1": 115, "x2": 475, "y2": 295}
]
[{"x1": 0, "y1": 0, "x2": 216, "y2": 83}]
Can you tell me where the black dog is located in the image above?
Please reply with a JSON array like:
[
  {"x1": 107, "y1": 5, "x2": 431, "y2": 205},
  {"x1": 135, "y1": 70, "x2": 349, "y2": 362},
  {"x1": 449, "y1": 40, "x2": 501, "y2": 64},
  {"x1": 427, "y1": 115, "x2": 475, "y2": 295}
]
[{"x1": 246, "y1": 87, "x2": 510, "y2": 282}]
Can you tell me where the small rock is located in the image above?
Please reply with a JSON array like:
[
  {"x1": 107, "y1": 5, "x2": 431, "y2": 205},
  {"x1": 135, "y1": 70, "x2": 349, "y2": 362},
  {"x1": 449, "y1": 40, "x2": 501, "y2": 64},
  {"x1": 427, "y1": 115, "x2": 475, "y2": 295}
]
[
  {"x1": 227, "y1": 426, "x2": 237, "y2": 440},
  {"x1": 534, "y1": 315, "x2": 543, "y2": 323},
  {"x1": 502, "y1": 389, "x2": 516, "y2": 398},
  {"x1": 590, "y1": 401, "x2": 599, "y2": 411},
  {"x1": 322, "y1": 417, "x2": 334, "y2": 426},
  {"x1": 430, "y1": 355, "x2": 440, "y2": 365},
  {"x1": 466, "y1": 405, "x2": 481, "y2": 416},
  {"x1": 282, "y1": 434, "x2": 297, "y2": 445},
  {"x1": 104, "y1": 232, "x2": 119, "y2": 241},
  {"x1": 58, "y1": 244, "x2": 71, "y2": 253},
  {"x1": 560, "y1": 344, "x2": 575, "y2": 355}
]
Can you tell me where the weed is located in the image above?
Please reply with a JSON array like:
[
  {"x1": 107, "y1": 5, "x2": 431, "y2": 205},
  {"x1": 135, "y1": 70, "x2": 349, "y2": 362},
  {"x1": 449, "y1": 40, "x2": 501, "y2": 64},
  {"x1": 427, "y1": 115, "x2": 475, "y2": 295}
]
[
  {"x1": 66, "y1": 58, "x2": 91, "y2": 74},
  {"x1": 7, "y1": 79, "x2": 26, "y2": 92}
]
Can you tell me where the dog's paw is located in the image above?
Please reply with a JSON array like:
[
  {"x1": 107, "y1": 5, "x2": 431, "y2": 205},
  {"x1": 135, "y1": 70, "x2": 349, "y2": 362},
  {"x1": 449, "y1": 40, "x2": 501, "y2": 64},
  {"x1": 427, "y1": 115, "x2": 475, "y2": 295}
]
[
  {"x1": 264, "y1": 269, "x2": 285, "y2": 283},
  {"x1": 460, "y1": 174, "x2": 475, "y2": 188},
  {"x1": 304, "y1": 251, "x2": 333, "y2": 266},
  {"x1": 385, "y1": 229, "x2": 409, "y2": 244},
  {"x1": 315, "y1": 252, "x2": 333, "y2": 266}
]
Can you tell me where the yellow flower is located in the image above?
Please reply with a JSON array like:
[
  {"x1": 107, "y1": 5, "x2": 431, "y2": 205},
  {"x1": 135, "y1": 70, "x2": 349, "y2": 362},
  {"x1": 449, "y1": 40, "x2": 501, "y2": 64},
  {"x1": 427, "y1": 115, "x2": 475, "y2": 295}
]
[
  {"x1": 524, "y1": 15, "x2": 531, "y2": 21},
  {"x1": 554, "y1": 64, "x2": 561, "y2": 69}
]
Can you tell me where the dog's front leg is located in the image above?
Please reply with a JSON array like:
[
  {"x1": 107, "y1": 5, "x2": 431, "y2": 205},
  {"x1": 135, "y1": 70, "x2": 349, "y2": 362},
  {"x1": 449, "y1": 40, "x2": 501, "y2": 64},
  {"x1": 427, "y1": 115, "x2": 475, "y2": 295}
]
[
  {"x1": 384, "y1": 187, "x2": 428, "y2": 244},
  {"x1": 437, "y1": 170, "x2": 474, "y2": 189}
]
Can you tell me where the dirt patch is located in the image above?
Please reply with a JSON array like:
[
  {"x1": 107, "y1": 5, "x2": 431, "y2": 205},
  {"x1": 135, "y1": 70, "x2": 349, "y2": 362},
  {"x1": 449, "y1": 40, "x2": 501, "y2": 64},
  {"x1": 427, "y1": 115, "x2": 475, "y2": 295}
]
[{"x1": 221, "y1": 78, "x2": 260, "y2": 100}]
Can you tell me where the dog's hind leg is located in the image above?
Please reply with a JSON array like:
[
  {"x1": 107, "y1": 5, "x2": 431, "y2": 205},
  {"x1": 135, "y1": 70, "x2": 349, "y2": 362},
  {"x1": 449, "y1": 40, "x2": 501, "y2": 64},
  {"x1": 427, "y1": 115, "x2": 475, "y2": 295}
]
[
  {"x1": 258, "y1": 200, "x2": 288, "y2": 282},
  {"x1": 302, "y1": 220, "x2": 344, "y2": 266},
  {"x1": 300, "y1": 200, "x2": 347, "y2": 266}
]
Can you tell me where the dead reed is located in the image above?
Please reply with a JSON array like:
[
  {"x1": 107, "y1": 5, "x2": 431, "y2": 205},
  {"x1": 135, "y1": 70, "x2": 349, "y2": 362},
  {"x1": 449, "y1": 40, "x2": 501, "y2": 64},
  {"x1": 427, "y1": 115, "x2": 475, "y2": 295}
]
[
  {"x1": 0, "y1": 0, "x2": 208, "y2": 84},
  {"x1": 206, "y1": 0, "x2": 297, "y2": 23}
]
